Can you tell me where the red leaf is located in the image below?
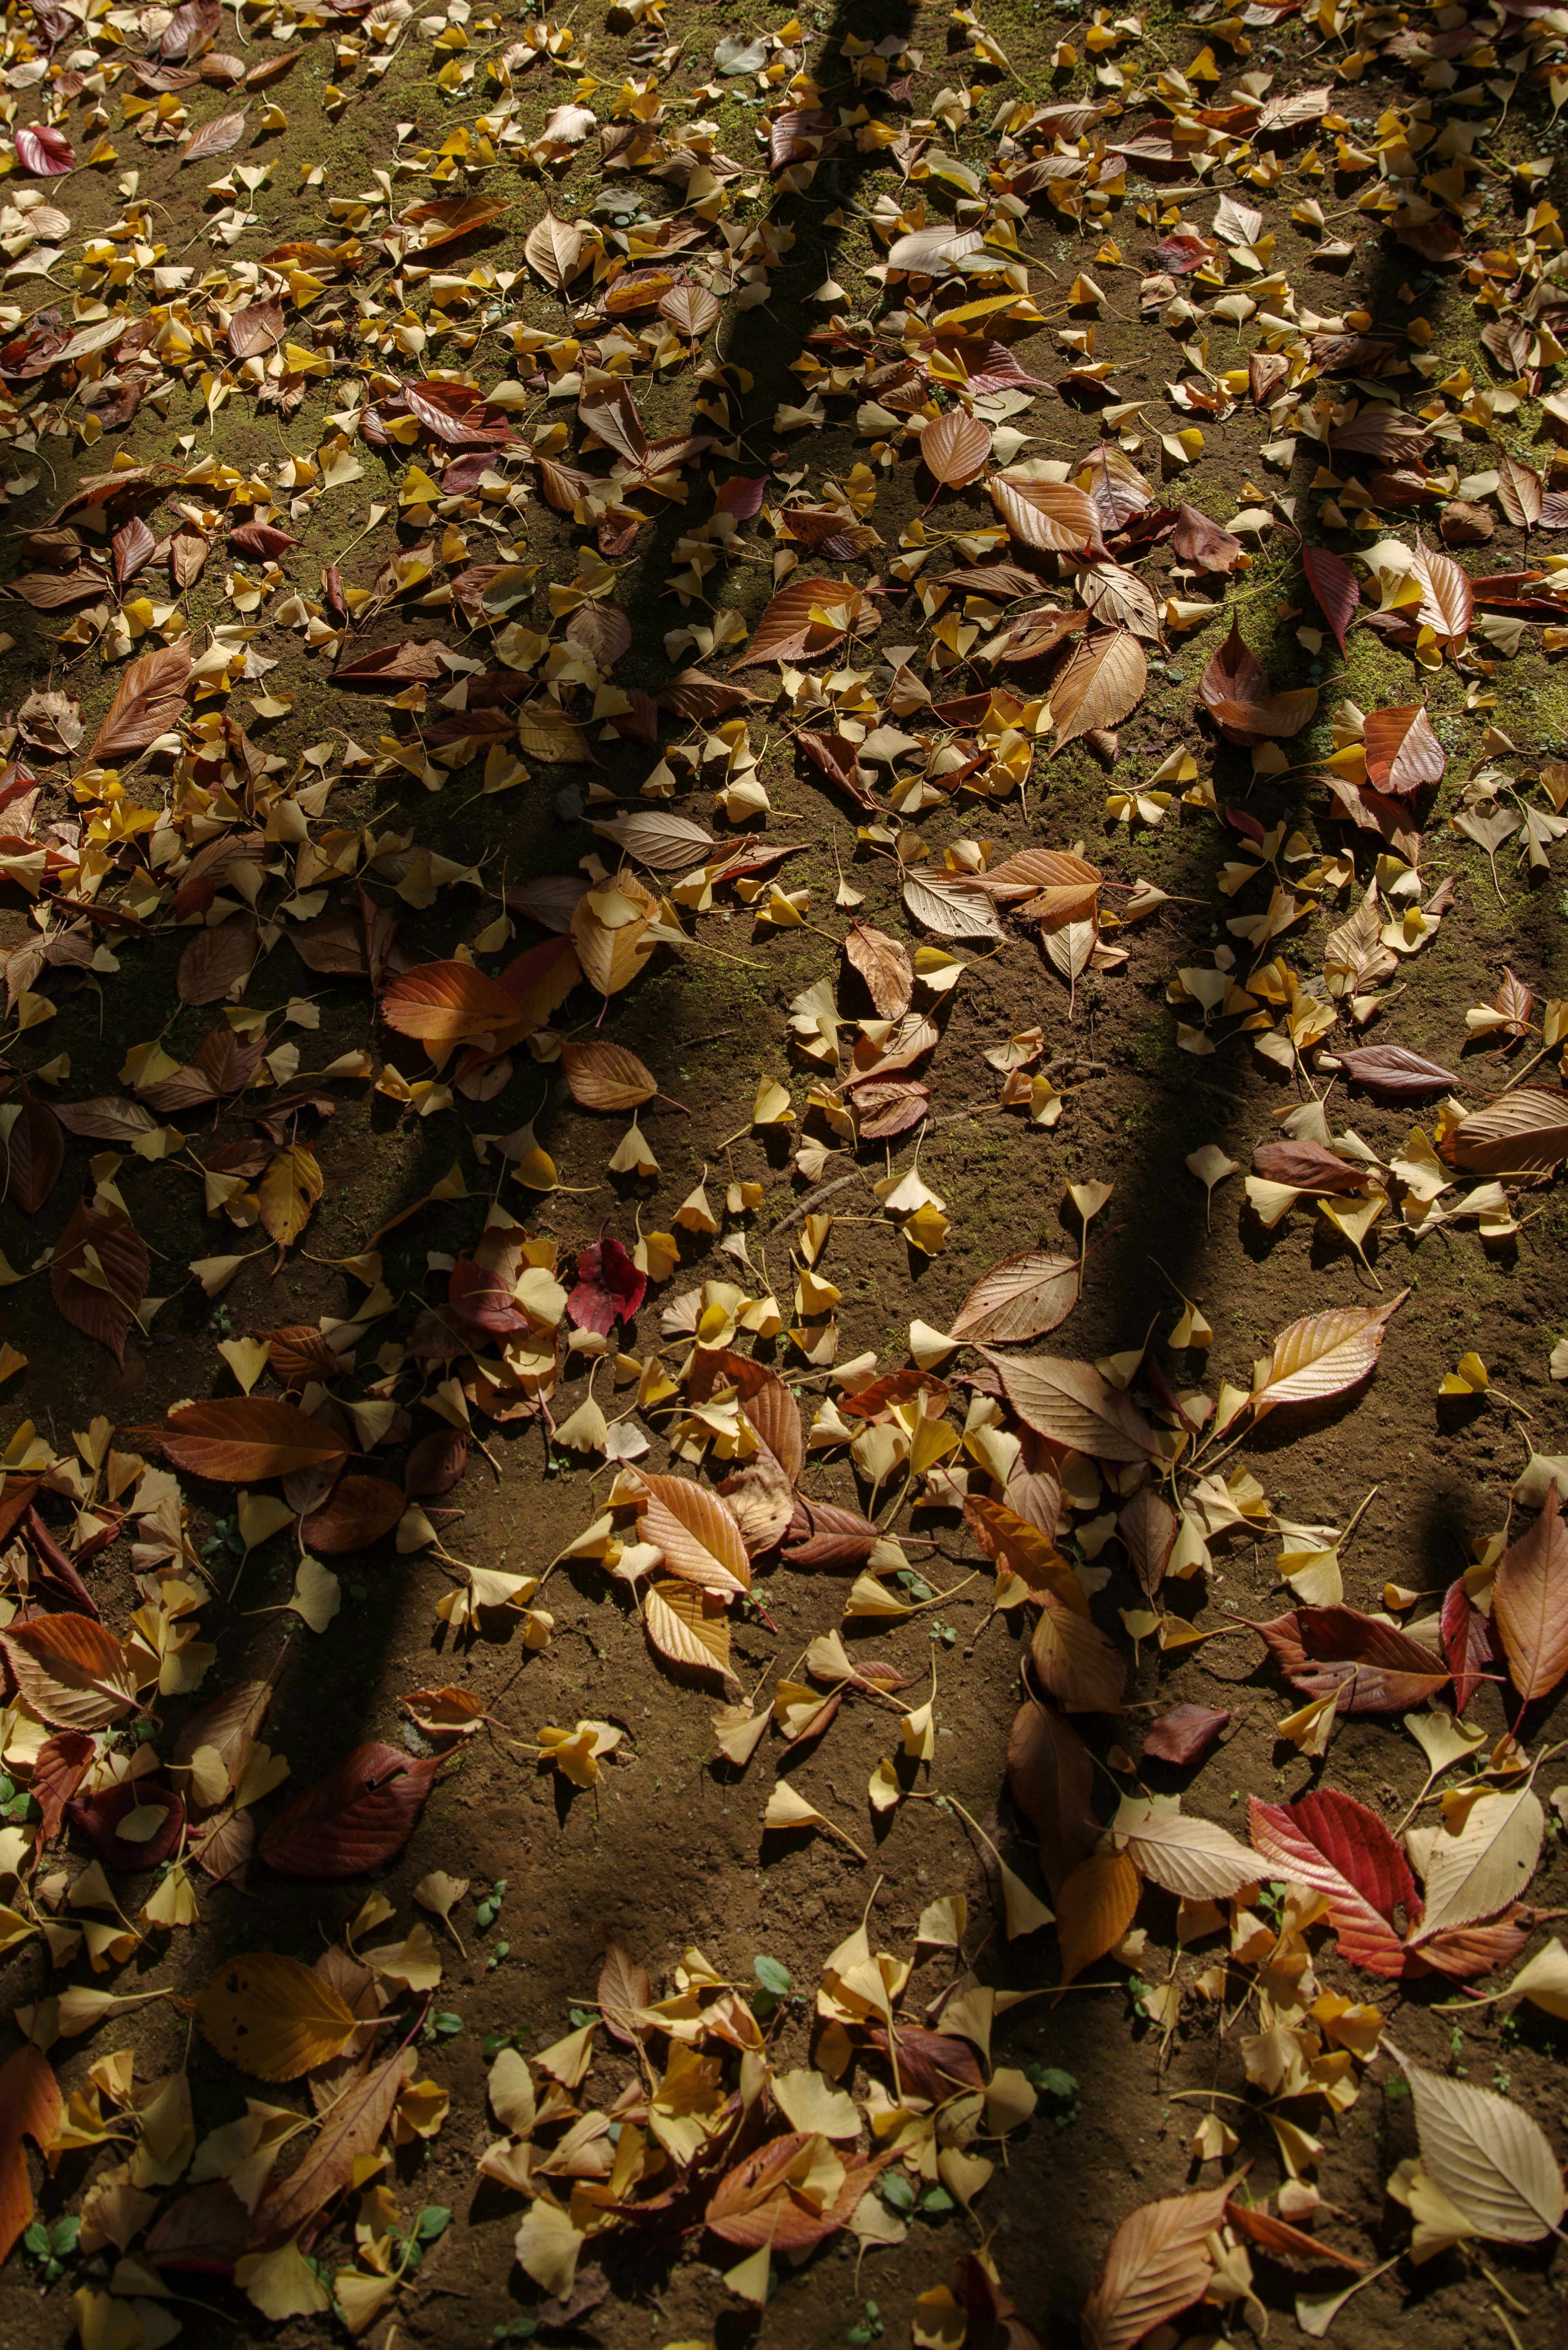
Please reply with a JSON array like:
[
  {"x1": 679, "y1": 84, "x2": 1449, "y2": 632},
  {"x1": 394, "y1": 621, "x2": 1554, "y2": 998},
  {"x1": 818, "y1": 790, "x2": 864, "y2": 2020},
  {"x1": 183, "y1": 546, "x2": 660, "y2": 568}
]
[
  {"x1": 30, "y1": 1729, "x2": 95, "y2": 1841},
  {"x1": 1248, "y1": 1789, "x2": 1418, "y2": 1977},
  {"x1": 1199, "y1": 618, "x2": 1317, "y2": 745},
  {"x1": 1303, "y1": 544, "x2": 1360, "y2": 655},
  {"x1": 449, "y1": 1233, "x2": 531, "y2": 1336},
  {"x1": 1441, "y1": 1575, "x2": 1499, "y2": 1715},
  {"x1": 67, "y1": 1779, "x2": 185, "y2": 1873},
  {"x1": 15, "y1": 124, "x2": 74, "y2": 176},
  {"x1": 1253, "y1": 1604, "x2": 1449, "y2": 1713},
  {"x1": 1323, "y1": 1043, "x2": 1459, "y2": 1097},
  {"x1": 258, "y1": 1741, "x2": 442, "y2": 1878},
  {"x1": 87, "y1": 640, "x2": 192, "y2": 763},
  {"x1": 568, "y1": 1230, "x2": 646, "y2": 1337}
]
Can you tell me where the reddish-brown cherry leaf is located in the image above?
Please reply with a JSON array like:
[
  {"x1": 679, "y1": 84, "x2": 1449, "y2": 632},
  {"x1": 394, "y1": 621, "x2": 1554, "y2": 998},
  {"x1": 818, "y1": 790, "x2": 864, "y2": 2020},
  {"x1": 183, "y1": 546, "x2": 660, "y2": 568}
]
[
  {"x1": 1441, "y1": 1575, "x2": 1500, "y2": 1716},
  {"x1": 299, "y1": 1475, "x2": 405, "y2": 1554},
  {"x1": 1006, "y1": 1698, "x2": 1098, "y2": 1896},
  {"x1": 1141, "y1": 1704, "x2": 1231, "y2": 1766},
  {"x1": 258, "y1": 1742, "x2": 443, "y2": 1878},
  {"x1": 1492, "y1": 1481, "x2": 1568, "y2": 1703},
  {"x1": 1248, "y1": 1788, "x2": 1418, "y2": 1976},
  {"x1": 1303, "y1": 544, "x2": 1360, "y2": 655},
  {"x1": 50, "y1": 1200, "x2": 148, "y2": 1366},
  {"x1": 2, "y1": 1095, "x2": 63, "y2": 1214},
  {"x1": 87, "y1": 640, "x2": 192, "y2": 762},
  {"x1": 158, "y1": 1397, "x2": 349, "y2": 1484},
  {"x1": 1254, "y1": 1605, "x2": 1449, "y2": 1713},
  {"x1": 1363, "y1": 703, "x2": 1445, "y2": 798}
]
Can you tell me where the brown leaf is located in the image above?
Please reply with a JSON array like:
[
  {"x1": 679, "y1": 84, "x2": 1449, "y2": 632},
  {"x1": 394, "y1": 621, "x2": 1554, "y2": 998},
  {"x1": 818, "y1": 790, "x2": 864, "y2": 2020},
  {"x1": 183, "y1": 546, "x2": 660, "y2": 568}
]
[
  {"x1": 850, "y1": 1078, "x2": 929, "y2": 1138},
  {"x1": 597, "y1": 1936, "x2": 653, "y2": 2045},
  {"x1": 1223, "y1": 2200, "x2": 1365, "y2": 2271},
  {"x1": 248, "y1": 2046, "x2": 406, "y2": 2248},
  {"x1": 176, "y1": 910, "x2": 258, "y2": 1006},
  {"x1": 715, "y1": 1353, "x2": 804, "y2": 1484},
  {"x1": 990, "y1": 473, "x2": 1109, "y2": 558},
  {"x1": 982, "y1": 1349, "x2": 1155, "y2": 1463},
  {"x1": 381, "y1": 959, "x2": 525, "y2": 1048},
  {"x1": 1081, "y1": 2181, "x2": 1231, "y2": 2350},
  {"x1": 560, "y1": 1039, "x2": 657, "y2": 1113},
  {"x1": 0, "y1": 2047, "x2": 63, "y2": 2271},
  {"x1": 50, "y1": 1200, "x2": 148, "y2": 1365},
  {"x1": 1031, "y1": 1596, "x2": 1126, "y2": 1712},
  {"x1": 1045, "y1": 626, "x2": 1146, "y2": 755},
  {"x1": 396, "y1": 194, "x2": 510, "y2": 252},
  {"x1": 1119, "y1": 1486, "x2": 1177, "y2": 1600},
  {"x1": 258, "y1": 1742, "x2": 442, "y2": 1880},
  {"x1": 781, "y1": 1496, "x2": 878, "y2": 1568},
  {"x1": 734, "y1": 577, "x2": 875, "y2": 668},
  {"x1": 921, "y1": 408, "x2": 993, "y2": 488},
  {"x1": 950, "y1": 1249, "x2": 1082, "y2": 1344},
  {"x1": 1, "y1": 1613, "x2": 137, "y2": 1730},
  {"x1": 524, "y1": 210, "x2": 588, "y2": 290},
  {"x1": 1363, "y1": 702, "x2": 1445, "y2": 798},
  {"x1": 1056, "y1": 1848, "x2": 1140, "y2": 1987},
  {"x1": 1199, "y1": 618, "x2": 1317, "y2": 745},
  {"x1": 1411, "y1": 541, "x2": 1474, "y2": 640},
  {"x1": 1141, "y1": 1704, "x2": 1231, "y2": 1766},
  {"x1": 158, "y1": 1396, "x2": 349, "y2": 1484},
  {"x1": 112, "y1": 515, "x2": 156, "y2": 587},
  {"x1": 1321, "y1": 1043, "x2": 1458, "y2": 1097},
  {"x1": 1251, "y1": 1293, "x2": 1407, "y2": 1417},
  {"x1": 2, "y1": 1095, "x2": 63, "y2": 1214},
  {"x1": 300, "y1": 1475, "x2": 405, "y2": 1555},
  {"x1": 181, "y1": 107, "x2": 246, "y2": 161},
  {"x1": 1255, "y1": 1604, "x2": 1449, "y2": 1714},
  {"x1": 88, "y1": 640, "x2": 192, "y2": 762},
  {"x1": 227, "y1": 299, "x2": 283, "y2": 358},
  {"x1": 1006, "y1": 1699, "x2": 1098, "y2": 1896},
  {"x1": 1442, "y1": 1088, "x2": 1568, "y2": 1178},
  {"x1": 1171, "y1": 502, "x2": 1247, "y2": 574},
  {"x1": 844, "y1": 921, "x2": 913, "y2": 1018},
  {"x1": 1493, "y1": 1482, "x2": 1568, "y2": 1703},
  {"x1": 1251, "y1": 1140, "x2": 1370, "y2": 1194},
  {"x1": 1497, "y1": 452, "x2": 1544, "y2": 532}
]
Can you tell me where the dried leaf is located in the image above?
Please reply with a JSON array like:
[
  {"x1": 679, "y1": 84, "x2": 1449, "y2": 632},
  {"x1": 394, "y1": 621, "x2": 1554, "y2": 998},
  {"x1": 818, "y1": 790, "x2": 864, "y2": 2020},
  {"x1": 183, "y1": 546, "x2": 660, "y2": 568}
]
[
  {"x1": 1248, "y1": 1789, "x2": 1417, "y2": 1978},
  {"x1": 1251, "y1": 1293, "x2": 1407, "y2": 1418},
  {"x1": 989, "y1": 473, "x2": 1108, "y2": 559},
  {"x1": 1394, "y1": 2051, "x2": 1565, "y2": 2242},
  {"x1": 158, "y1": 1397, "x2": 349, "y2": 1484},
  {"x1": 1, "y1": 1613, "x2": 137, "y2": 1730},
  {"x1": 1081, "y1": 2181, "x2": 1232, "y2": 2350},
  {"x1": 0, "y1": 2046, "x2": 62, "y2": 2269},
  {"x1": 1045, "y1": 627, "x2": 1147, "y2": 756},
  {"x1": 982, "y1": 1349, "x2": 1156, "y2": 1463},
  {"x1": 195, "y1": 1951, "x2": 359, "y2": 2081},
  {"x1": 561, "y1": 1040, "x2": 657, "y2": 1112},
  {"x1": 88, "y1": 641, "x2": 192, "y2": 762},
  {"x1": 922, "y1": 409, "x2": 993, "y2": 488},
  {"x1": 51, "y1": 1201, "x2": 149, "y2": 1366},
  {"x1": 951, "y1": 1249, "x2": 1082, "y2": 1344},
  {"x1": 258, "y1": 1743, "x2": 442, "y2": 1879},
  {"x1": 1492, "y1": 1482, "x2": 1568, "y2": 1702}
]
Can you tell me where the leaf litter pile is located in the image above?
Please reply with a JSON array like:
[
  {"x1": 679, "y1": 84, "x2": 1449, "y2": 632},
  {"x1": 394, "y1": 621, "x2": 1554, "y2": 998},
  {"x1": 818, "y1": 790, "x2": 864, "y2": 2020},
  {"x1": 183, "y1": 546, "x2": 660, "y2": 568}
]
[{"x1": 6, "y1": 0, "x2": 1568, "y2": 2344}]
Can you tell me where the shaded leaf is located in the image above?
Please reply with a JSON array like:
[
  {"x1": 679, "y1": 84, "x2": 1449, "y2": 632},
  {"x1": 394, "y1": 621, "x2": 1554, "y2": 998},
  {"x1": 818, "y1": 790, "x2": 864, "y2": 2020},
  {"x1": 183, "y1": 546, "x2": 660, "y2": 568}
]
[{"x1": 258, "y1": 1742, "x2": 442, "y2": 1879}]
